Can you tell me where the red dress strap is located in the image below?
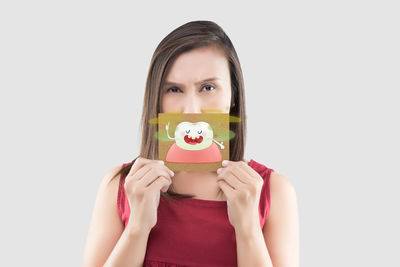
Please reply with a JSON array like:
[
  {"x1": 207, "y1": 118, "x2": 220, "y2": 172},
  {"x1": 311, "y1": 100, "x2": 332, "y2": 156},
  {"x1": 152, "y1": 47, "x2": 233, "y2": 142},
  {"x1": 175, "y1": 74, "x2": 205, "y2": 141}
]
[{"x1": 248, "y1": 159, "x2": 275, "y2": 228}]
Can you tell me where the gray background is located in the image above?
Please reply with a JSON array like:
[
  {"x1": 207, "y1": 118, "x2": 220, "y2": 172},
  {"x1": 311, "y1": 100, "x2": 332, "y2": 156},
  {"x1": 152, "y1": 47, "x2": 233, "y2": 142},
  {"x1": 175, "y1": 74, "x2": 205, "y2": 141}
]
[{"x1": 1, "y1": 1, "x2": 399, "y2": 266}]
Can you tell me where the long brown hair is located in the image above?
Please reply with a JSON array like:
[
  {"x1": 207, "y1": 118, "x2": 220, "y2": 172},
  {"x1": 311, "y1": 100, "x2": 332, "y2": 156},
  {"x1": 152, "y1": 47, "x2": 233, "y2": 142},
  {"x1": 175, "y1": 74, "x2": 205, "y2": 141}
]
[{"x1": 111, "y1": 20, "x2": 247, "y2": 199}]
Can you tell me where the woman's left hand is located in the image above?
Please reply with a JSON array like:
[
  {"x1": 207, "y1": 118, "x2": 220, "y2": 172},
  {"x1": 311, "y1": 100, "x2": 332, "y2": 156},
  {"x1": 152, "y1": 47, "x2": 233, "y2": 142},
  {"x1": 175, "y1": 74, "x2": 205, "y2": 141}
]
[{"x1": 216, "y1": 160, "x2": 264, "y2": 232}]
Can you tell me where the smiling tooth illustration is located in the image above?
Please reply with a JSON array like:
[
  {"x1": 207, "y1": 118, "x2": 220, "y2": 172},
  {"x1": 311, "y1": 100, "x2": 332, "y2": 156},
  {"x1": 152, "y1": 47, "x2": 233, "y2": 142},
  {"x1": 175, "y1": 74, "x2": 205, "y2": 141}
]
[
  {"x1": 166, "y1": 121, "x2": 224, "y2": 150},
  {"x1": 165, "y1": 121, "x2": 224, "y2": 163}
]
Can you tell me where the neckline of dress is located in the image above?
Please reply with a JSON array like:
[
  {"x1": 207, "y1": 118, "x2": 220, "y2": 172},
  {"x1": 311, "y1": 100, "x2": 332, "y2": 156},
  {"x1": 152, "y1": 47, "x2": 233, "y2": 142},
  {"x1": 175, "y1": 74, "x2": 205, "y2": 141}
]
[
  {"x1": 162, "y1": 159, "x2": 256, "y2": 206},
  {"x1": 173, "y1": 197, "x2": 228, "y2": 206}
]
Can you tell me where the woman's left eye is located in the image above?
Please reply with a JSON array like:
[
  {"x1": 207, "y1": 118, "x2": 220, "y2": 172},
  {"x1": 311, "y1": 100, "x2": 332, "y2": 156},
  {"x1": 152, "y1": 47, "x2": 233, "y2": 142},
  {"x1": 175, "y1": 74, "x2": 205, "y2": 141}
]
[{"x1": 201, "y1": 84, "x2": 216, "y2": 92}]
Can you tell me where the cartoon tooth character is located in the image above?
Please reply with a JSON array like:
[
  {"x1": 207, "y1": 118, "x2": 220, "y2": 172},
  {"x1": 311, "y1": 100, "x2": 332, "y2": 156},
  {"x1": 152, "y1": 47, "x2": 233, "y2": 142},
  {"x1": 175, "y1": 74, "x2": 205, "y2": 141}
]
[{"x1": 165, "y1": 121, "x2": 224, "y2": 163}]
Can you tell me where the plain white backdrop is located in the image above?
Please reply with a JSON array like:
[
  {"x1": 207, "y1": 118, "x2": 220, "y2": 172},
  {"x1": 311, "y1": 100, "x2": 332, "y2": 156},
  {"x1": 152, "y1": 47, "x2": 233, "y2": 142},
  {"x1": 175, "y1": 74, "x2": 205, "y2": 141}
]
[{"x1": 1, "y1": 1, "x2": 399, "y2": 266}]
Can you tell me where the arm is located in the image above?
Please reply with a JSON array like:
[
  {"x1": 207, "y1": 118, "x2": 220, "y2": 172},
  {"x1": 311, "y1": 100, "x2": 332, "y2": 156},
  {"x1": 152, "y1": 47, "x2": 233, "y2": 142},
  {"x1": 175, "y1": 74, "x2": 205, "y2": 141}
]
[
  {"x1": 235, "y1": 226, "x2": 273, "y2": 267},
  {"x1": 81, "y1": 166, "x2": 150, "y2": 267},
  {"x1": 212, "y1": 139, "x2": 224, "y2": 149},
  {"x1": 103, "y1": 223, "x2": 150, "y2": 267},
  {"x1": 235, "y1": 172, "x2": 300, "y2": 267},
  {"x1": 263, "y1": 172, "x2": 300, "y2": 266}
]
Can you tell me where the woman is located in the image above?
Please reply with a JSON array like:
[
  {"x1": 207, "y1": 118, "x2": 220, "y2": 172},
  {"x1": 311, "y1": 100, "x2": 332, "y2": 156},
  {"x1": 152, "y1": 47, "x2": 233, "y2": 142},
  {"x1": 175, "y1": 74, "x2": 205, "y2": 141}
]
[{"x1": 82, "y1": 20, "x2": 300, "y2": 267}]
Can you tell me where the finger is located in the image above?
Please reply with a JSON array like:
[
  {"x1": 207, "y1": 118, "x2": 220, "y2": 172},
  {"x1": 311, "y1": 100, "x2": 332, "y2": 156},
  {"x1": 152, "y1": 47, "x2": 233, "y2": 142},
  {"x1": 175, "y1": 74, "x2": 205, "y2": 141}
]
[
  {"x1": 219, "y1": 164, "x2": 250, "y2": 185},
  {"x1": 224, "y1": 160, "x2": 258, "y2": 182},
  {"x1": 133, "y1": 162, "x2": 174, "y2": 183},
  {"x1": 230, "y1": 164, "x2": 258, "y2": 186},
  {"x1": 221, "y1": 159, "x2": 234, "y2": 167},
  {"x1": 217, "y1": 179, "x2": 235, "y2": 198},
  {"x1": 139, "y1": 168, "x2": 173, "y2": 188},
  {"x1": 238, "y1": 160, "x2": 260, "y2": 179},
  {"x1": 217, "y1": 169, "x2": 244, "y2": 190},
  {"x1": 161, "y1": 184, "x2": 169, "y2": 192},
  {"x1": 148, "y1": 175, "x2": 171, "y2": 193},
  {"x1": 128, "y1": 157, "x2": 164, "y2": 177}
]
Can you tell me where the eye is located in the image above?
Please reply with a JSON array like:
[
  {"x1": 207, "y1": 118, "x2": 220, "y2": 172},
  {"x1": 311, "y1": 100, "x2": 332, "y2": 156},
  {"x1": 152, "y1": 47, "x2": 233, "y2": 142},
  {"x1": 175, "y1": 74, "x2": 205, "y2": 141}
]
[
  {"x1": 200, "y1": 84, "x2": 216, "y2": 92},
  {"x1": 197, "y1": 130, "x2": 202, "y2": 134},
  {"x1": 186, "y1": 129, "x2": 190, "y2": 134},
  {"x1": 166, "y1": 87, "x2": 182, "y2": 93}
]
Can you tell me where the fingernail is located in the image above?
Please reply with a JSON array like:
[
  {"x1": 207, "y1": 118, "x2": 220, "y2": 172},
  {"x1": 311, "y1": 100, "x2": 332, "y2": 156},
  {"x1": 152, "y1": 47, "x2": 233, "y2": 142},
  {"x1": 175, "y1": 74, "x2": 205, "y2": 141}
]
[
  {"x1": 158, "y1": 160, "x2": 164, "y2": 165},
  {"x1": 217, "y1": 168, "x2": 222, "y2": 174},
  {"x1": 222, "y1": 160, "x2": 228, "y2": 167},
  {"x1": 169, "y1": 170, "x2": 174, "y2": 176}
]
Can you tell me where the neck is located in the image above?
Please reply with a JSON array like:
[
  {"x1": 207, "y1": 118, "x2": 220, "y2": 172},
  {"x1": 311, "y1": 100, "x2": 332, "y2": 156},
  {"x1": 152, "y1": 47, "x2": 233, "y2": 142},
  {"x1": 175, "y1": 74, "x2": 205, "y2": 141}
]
[{"x1": 171, "y1": 170, "x2": 221, "y2": 196}]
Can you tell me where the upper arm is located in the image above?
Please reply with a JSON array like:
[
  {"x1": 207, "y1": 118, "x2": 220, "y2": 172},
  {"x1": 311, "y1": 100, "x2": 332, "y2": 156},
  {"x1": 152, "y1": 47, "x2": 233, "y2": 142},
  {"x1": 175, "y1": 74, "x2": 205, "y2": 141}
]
[
  {"x1": 262, "y1": 171, "x2": 300, "y2": 267},
  {"x1": 81, "y1": 166, "x2": 125, "y2": 267}
]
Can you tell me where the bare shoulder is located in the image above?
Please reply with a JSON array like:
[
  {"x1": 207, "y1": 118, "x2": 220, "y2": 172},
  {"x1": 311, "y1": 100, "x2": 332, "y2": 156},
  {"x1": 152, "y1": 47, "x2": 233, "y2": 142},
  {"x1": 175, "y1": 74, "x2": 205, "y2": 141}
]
[
  {"x1": 96, "y1": 165, "x2": 124, "y2": 203},
  {"x1": 264, "y1": 170, "x2": 299, "y2": 228},
  {"x1": 269, "y1": 171, "x2": 297, "y2": 199},
  {"x1": 267, "y1": 171, "x2": 298, "y2": 221},
  {"x1": 96, "y1": 165, "x2": 125, "y2": 212},
  {"x1": 101, "y1": 165, "x2": 124, "y2": 189}
]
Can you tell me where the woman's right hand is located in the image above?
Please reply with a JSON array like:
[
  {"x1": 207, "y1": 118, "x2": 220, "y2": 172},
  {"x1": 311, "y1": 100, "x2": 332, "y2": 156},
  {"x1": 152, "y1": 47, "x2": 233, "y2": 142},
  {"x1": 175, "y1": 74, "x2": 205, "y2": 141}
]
[{"x1": 123, "y1": 157, "x2": 174, "y2": 233}]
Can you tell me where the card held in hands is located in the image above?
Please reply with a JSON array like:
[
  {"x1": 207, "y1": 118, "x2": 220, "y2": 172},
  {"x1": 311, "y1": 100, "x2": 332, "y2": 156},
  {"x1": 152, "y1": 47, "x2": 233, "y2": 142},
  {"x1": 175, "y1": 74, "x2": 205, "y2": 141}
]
[{"x1": 157, "y1": 112, "x2": 230, "y2": 172}]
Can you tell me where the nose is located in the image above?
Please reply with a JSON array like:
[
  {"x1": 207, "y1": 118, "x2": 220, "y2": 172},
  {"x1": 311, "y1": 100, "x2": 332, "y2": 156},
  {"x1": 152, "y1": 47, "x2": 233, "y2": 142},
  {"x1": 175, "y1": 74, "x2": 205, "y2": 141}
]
[{"x1": 183, "y1": 94, "x2": 202, "y2": 113}]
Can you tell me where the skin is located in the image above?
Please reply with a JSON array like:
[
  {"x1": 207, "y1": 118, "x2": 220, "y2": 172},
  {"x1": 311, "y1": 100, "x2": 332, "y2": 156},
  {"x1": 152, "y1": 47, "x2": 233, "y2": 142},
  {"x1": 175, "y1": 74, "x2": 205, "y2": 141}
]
[
  {"x1": 81, "y1": 44, "x2": 299, "y2": 267},
  {"x1": 161, "y1": 45, "x2": 300, "y2": 266}
]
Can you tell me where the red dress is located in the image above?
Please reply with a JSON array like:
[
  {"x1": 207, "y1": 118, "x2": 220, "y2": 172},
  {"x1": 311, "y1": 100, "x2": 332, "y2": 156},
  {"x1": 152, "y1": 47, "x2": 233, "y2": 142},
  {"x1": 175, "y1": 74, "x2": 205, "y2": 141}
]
[{"x1": 117, "y1": 159, "x2": 275, "y2": 267}]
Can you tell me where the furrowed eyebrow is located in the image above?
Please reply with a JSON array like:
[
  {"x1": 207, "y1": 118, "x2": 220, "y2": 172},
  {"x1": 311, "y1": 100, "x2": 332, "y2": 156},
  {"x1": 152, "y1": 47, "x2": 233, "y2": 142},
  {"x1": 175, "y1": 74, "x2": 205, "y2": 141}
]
[{"x1": 164, "y1": 77, "x2": 220, "y2": 87}]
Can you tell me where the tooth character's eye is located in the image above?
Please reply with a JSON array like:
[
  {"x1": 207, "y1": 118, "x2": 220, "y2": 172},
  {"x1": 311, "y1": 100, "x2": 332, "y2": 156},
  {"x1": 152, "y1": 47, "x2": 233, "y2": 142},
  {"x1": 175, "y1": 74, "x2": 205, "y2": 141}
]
[
  {"x1": 186, "y1": 130, "x2": 190, "y2": 134},
  {"x1": 197, "y1": 130, "x2": 202, "y2": 134}
]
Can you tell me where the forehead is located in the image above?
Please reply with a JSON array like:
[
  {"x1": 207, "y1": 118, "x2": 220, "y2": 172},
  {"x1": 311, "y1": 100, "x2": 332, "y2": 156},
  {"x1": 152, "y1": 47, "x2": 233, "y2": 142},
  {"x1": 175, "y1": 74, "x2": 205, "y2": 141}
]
[{"x1": 165, "y1": 46, "x2": 229, "y2": 85}]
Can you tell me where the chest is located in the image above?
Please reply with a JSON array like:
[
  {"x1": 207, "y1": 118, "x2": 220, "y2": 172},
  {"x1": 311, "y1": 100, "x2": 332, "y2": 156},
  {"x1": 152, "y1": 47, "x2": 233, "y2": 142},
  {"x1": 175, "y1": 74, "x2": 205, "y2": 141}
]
[{"x1": 145, "y1": 198, "x2": 237, "y2": 266}]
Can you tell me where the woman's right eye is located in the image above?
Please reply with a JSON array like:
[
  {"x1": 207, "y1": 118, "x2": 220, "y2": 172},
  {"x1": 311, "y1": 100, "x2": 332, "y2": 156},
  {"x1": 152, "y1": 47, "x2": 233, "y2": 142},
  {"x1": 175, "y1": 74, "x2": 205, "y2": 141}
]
[{"x1": 166, "y1": 87, "x2": 181, "y2": 93}]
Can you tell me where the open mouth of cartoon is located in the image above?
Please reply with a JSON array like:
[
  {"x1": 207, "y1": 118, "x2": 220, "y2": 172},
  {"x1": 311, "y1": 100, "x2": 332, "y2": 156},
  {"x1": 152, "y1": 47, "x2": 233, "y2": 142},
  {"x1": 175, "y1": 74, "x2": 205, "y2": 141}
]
[{"x1": 184, "y1": 135, "x2": 203, "y2": 145}]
